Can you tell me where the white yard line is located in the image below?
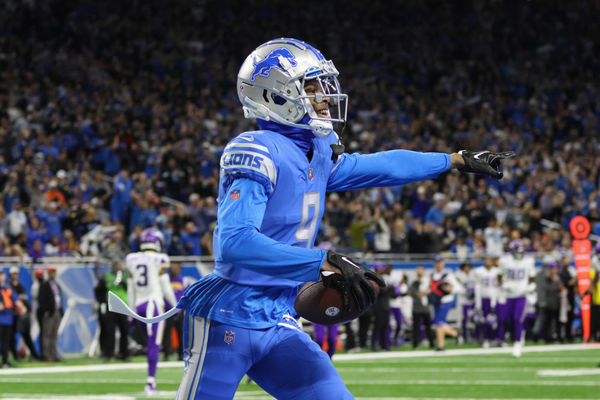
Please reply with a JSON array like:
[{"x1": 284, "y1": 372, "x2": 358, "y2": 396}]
[
  {"x1": 0, "y1": 361, "x2": 183, "y2": 375},
  {"x1": 333, "y1": 343, "x2": 600, "y2": 361},
  {"x1": 0, "y1": 377, "x2": 181, "y2": 384},
  {"x1": 0, "y1": 395, "x2": 136, "y2": 400},
  {"x1": 341, "y1": 379, "x2": 600, "y2": 386},
  {"x1": 337, "y1": 367, "x2": 543, "y2": 373},
  {"x1": 538, "y1": 368, "x2": 600, "y2": 377}
]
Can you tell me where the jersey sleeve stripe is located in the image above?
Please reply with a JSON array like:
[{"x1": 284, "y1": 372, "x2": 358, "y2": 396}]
[
  {"x1": 225, "y1": 142, "x2": 270, "y2": 154},
  {"x1": 220, "y1": 150, "x2": 277, "y2": 184}
]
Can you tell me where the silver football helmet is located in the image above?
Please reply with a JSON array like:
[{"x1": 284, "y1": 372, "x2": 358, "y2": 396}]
[{"x1": 237, "y1": 38, "x2": 348, "y2": 138}]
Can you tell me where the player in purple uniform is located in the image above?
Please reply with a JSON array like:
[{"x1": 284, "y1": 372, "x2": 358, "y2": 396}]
[
  {"x1": 497, "y1": 240, "x2": 536, "y2": 357},
  {"x1": 474, "y1": 254, "x2": 499, "y2": 347},
  {"x1": 312, "y1": 323, "x2": 339, "y2": 358},
  {"x1": 126, "y1": 228, "x2": 177, "y2": 394}
]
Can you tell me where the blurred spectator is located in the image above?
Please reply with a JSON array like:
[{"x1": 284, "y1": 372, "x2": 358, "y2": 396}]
[
  {"x1": 558, "y1": 254, "x2": 577, "y2": 342},
  {"x1": 100, "y1": 229, "x2": 127, "y2": 267},
  {"x1": 44, "y1": 235, "x2": 60, "y2": 256},
  {"x1": 45, "y1": 180, "x2": 66, "y2": 208},
  {"x1": 110, "y1": 170, "x2": 133, "y2": 224},
  {"x1": 28, "y1": 240, "x2": 44, "y2": 261},
  {"x1": 163, "y1": 263, "x2": 187, "y2": 361},
  {"x1": 387, "y1": 270, "x2": 407, "y2": 348},
  {"x1": 430, "y1": 255, "x2": 460, "y2": 351},
  {"x1": 96, "y1": 262, "x2": 129, "y2": 361},
  {"x1": 30, "y1": 269, "x2": 45, "y2": 359},
  {"x1": 8, "y1": 266, "x2": 40, "y2": 360},
  {"x1": 410, "y1": 265, "x2": 434, "y2": 349},
  {"x1": 6, "y1": 201, "x2": 26, "y2": 243},
  {"x1": 371, "y1": 262, "x2": 396, "y2": 351},
  {"x1": 588, "y1": 267, "x2": 600, "y2": 341},
  {"x1": 455, "y1": 262, "x2": 475, "y2": 344},
  {"x1": 180, "y1": 222, "x2": 203, "y2": 256},
  {"x1": 542, "y1": 263, "x2": 563, "y2": 343},
  {"x1": 38, "y1": 266, "x2": 63, "y2": 362},
  {"x1": 424, "y1": 195, "x2": 446, "y2": 227},
  {"x1": 0, "y1": 269, "x2": 19, "y2": 367}
]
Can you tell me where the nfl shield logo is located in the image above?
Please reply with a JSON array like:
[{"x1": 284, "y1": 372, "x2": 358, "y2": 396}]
[
  {"x1": 308, "y1": 168, "x2": 314, "y2": 181},
  {"x1": 224, "y1": 330, "x2": 235, "y2": 345},
  {"x1": 230, "y1": 189, "x2": 240, "y2": 200}
]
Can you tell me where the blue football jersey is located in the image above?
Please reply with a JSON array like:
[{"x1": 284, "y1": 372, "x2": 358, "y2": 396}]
[{"x1": 178, "y1": 127, "x2": 451, "y2": 328}]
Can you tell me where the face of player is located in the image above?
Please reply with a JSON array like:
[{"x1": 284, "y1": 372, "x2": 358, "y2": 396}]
[
  {"x1": 434, "y1": 260, "x2": 444, "y2": 272},
  {"x1": 485, "y1": 258, "x2": 494, "y2": 269},
  {"x1": 416, "y1": 266, "x2": 425, "y2": 278},
  {"x1": 304, "y1": 80, "x2": 331, "y2": 118}
]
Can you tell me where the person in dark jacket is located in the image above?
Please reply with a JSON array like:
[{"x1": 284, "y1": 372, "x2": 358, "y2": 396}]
[
  {"x1": 8, "y1": 266, "x2": 40, "y2": 360},
  {"x1": 38, "y1": 266, "x2": 63, "y2": 362},
  {"x1": 371, "y1": 262, "x2": 398, "y2": 351},
  {"x1": 543, "y1": 262, "x2": 563, "y2": 343},
  {"x1": 558, "y1": 254, "x2": 576, "y2": 342},
  {"x1": 410, "y1": 265, "x2": 434, "y2": 349}
]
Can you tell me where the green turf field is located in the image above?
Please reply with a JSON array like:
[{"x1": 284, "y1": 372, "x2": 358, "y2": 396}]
[{"x1": 1, "y1": 345, "x2": 599, "y2": 399}]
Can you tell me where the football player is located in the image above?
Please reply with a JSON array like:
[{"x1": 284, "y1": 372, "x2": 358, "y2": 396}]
[
  {"x1": 126, "y1": 228, "x2": 177, "y2": 394},
  {"x1": 455, "y1": 262, "x2": 475, "y2": 344},
  {"x1": 175, "y1": 38, "x2": 513, "y2": 399},
  {"x1": 312, "y1": 323, "x2": 338, "y2": 358},
  {"x1": 497, "y1": 239, "x2": 536, "y2": 357},
  {"x1": 473, "y1": 254, "x2": 500, "y2": 348}
]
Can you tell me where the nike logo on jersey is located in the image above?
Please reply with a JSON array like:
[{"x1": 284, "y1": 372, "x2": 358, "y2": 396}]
[
  {"x1": 239, "y1": 135, "x2": 254, "y2": 142},
  {"x1": 342, "y1": 256, "x2": 361, "y2": 270}
]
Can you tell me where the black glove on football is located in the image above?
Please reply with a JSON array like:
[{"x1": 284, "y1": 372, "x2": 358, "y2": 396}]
[
  {"x1": 457, "y1": 150, "x2": 515, "y2": 179},
  {"x1": 321, "y1": 251, "x2": 386, "y2": 313}
]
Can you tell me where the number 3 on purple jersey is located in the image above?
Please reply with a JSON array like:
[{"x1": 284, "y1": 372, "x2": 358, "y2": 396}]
[{"x1": 136, "y1": 264, "x2": 148, "y2": 287}]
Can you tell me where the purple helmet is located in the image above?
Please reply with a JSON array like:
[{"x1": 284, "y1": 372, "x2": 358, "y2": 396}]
[
  {"x1": 140, "y1": 228, "x2": 164, "y2": 252},
  {"x1": 509, "y1": 239, "x2": 525, "y2": 254},
  {"x1": 373, "y1": 261, "x2": 387, "y2": 271}
]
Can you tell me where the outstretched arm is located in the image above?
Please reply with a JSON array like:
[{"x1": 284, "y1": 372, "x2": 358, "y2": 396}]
[
  {"x1": 327, "y1": 149, "x2": 513, "y2": 192},
  {"x1": 327, "y1": 150, "x2": 453, "y2": 191}
]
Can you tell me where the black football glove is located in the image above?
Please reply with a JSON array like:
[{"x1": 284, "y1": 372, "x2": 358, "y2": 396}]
[
  {"x1": 321, "y1": 251, "x2": 386, "y2": 313},
  {"x1": 457, "y1": 150, "x2": 515, "y2": 179}
]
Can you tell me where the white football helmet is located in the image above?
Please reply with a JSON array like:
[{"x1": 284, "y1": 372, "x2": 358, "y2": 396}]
[{"x1": 237, "y1": 38, "x2": 348, "y2": 138}]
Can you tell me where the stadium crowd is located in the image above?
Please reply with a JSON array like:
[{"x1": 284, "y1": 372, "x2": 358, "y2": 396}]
[
  {"x1": 0, "y1": 0, "x2": 600, "y2": 364},
  {"x1": 1, "y1": 0, "x2": 600, "y2": 259}
]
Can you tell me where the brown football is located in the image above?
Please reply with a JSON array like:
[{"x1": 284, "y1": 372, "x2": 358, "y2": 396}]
[{"x1": 294, "y1": 279, "x2": 379, "y2": 325}]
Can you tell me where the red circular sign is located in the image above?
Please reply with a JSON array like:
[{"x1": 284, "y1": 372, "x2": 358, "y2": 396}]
[{"x1": 570, "y1": 216, "x2": 590, "y2": 239}]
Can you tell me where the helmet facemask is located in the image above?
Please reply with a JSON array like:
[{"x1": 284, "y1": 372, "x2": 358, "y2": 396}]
[{"x1": 298, "y1": 73, "x2": 348, "y2": 138}]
